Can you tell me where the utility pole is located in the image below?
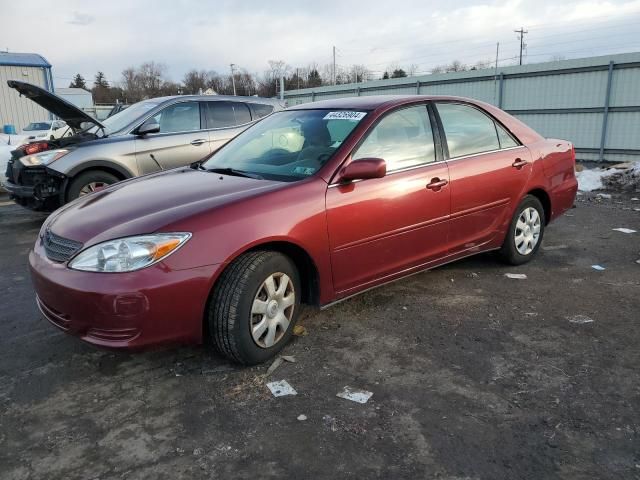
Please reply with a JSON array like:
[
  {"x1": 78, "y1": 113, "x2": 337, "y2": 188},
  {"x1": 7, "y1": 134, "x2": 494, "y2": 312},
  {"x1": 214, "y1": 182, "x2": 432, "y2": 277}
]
[
  {"x1": 493, "y1": 42, "x2": 500, "y2": 104},
  {"x1": 229, "y1": 63, "x2": 237, "y2": 95},
  {"x1": 514, "y1": 27, "x2": 528, "y2": 65},
  {"x1": 332, "y1": 46, "x2": 336, "y2": 85},
  {"x1": 296, "y1": 67, "x2": 300, "y2": 90}
]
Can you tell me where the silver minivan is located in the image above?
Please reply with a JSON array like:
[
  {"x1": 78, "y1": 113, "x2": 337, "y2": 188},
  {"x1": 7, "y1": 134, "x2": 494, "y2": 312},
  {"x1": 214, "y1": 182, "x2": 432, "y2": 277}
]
[{"x1": 3, "y1": 81, "x2": 282, "y2": 210}]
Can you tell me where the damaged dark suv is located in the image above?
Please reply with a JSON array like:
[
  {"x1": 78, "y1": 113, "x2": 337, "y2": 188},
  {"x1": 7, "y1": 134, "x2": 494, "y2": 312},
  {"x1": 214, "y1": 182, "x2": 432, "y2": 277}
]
[{"x1": 3, "y1": 81, "x2": 282, "y2": 210}]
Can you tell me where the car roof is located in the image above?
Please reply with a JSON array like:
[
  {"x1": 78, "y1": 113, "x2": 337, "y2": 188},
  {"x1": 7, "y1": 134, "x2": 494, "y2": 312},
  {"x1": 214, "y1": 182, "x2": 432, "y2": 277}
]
[
  {"x1": 286, "y1": 94, "x2": 481, "y2": 111},
  {"x1": 148, "y1": 95, "x2": 282, "y2": 106}
]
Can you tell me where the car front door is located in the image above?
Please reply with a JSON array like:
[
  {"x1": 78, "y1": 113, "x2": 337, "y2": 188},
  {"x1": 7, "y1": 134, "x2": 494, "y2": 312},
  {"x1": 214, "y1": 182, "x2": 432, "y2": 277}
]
[
  {"x1": 434, "y1": 102, "x2": 533, "y2": 254},
  {"x1": 135, "y1": 101, "x2": 210, "y2": 173},
  {"x1": 204, "y1": 101, "x2": 254, "y2": 153},
  {"x1": 325, "y1": 104, "x2": 451, "y2": 295}
]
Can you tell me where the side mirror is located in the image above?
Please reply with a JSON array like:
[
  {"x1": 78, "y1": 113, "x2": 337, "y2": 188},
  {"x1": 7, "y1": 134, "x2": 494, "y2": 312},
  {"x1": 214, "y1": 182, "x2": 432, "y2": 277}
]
[
  {"x1": 137, "y1": 120, "x2": 160, "y2": 136},
  {"x1": 339, "y1": 158, "x2": 386, "y2": 182}
]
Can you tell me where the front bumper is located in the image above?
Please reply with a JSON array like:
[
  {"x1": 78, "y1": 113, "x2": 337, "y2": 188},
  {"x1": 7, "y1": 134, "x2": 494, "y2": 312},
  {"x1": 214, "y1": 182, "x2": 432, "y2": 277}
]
[
  {"x1": 4, "y1": 159, "x2": 66, "y2": 210},
  {"x1": 29, "y1": 240, "x2": 221, "y2": 349}
]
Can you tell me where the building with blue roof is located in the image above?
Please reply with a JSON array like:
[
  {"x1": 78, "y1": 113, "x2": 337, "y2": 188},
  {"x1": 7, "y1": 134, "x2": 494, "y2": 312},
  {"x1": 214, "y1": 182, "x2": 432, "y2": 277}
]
[{"x1": 0, "y1": 51, "x2": 54, "y2": 132}]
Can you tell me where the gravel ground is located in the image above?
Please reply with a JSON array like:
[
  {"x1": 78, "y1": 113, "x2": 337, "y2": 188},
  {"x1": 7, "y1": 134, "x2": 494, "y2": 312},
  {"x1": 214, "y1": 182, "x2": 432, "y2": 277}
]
[{"x1": 0, "y1": 191, "x2": 638, "y2": 480}]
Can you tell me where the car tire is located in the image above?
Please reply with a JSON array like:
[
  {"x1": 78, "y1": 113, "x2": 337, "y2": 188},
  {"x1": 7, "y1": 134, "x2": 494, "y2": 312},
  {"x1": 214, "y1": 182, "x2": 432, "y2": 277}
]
[
  {"x1": 208, "y1": 251, "x2": 301, "y2": 365},
  {"x1": 67, "y1": 170, "x2": 119, "y2": 201},
  {"x1": 499, "y1": 195, "x2": 546, "y2": 265}
]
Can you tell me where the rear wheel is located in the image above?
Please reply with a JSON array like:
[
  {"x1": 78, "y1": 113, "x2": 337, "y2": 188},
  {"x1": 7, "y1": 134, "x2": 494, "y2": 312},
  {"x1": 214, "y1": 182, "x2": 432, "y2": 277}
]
[
  {"x1": 499, "y1": 195, "x2": 545, "y2": 265},
  {"x1": 208, "y1": 251, "x2": 301, "y2": 364},
  {"x1": 67, "y1": 170, "x2": 119, "y2": 202}
]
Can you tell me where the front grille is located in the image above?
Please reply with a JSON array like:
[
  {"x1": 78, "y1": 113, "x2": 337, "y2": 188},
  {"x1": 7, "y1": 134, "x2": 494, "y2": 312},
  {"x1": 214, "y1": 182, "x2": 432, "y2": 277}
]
[
  {"x1": 20, "y1": 167, "x2": 47, "y2": 186},
  {"x1": 42, "y1": 229, "x2": 83, "y2": 263}
]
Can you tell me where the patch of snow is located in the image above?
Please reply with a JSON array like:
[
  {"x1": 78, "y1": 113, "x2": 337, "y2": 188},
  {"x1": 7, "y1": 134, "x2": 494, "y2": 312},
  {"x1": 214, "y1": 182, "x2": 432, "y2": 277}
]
[
  {"x1": 576, "y1": 168, "x2": 615, "y2": 192},
  {"x1": 0, "y1": 144, "x2": 14, "y2": 182}
]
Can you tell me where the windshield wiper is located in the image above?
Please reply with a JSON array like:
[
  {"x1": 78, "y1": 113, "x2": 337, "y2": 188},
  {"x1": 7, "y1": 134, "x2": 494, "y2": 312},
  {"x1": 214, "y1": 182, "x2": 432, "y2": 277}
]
[{"x1": 205, "y1": 167, "x2": 263, "y2": 180}]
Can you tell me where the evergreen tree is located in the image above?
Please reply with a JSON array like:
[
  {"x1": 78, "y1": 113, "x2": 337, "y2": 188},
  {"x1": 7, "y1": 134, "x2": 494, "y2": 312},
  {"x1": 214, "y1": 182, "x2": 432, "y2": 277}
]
[
  {"x1": 69, "y1": 73, "x2": 87, "y2": 89},
  {"x1": 94, "y1": 71, "x2": 109, "y2": 89}
]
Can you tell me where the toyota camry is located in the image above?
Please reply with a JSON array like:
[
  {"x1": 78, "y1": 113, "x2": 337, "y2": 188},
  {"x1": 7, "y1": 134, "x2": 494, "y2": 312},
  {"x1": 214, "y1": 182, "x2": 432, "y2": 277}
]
[{"x1": 30, "y1": 95, "x2": 578, "y2": 364}]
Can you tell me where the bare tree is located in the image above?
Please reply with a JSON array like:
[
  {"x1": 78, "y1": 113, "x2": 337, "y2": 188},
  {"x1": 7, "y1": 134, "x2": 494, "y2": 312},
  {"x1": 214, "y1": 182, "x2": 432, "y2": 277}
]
[
  {"x1": 183, "y1": 70, "x2": 208, "y2": 94},
  {"x1": 349, "y1": 64, "x2": 372, "y2": 83}
]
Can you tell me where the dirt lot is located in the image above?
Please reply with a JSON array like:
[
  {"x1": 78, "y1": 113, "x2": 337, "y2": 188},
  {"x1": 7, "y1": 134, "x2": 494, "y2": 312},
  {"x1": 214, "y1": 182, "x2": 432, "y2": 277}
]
[{"x1": 0, "y1": 191, "x2": 638, "y2": 480}]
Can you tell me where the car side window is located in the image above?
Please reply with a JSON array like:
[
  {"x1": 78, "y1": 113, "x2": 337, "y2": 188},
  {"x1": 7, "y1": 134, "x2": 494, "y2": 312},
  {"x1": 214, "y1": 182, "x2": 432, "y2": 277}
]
[
  {"x1": 152, "y1": 102, "x2": 201, "y2": 133},
  {"x1": 436, "y1": 103, "x2": 501, "y2": 158},
  {"x1": 496, "y1": 123, "x2": 519, "y2": 148},
  {"x1": 352, "y1": 105, "x2": 435, "y2": 172},
  {"x1": 252, "y1": 103, "x2": 275, "y2": 119}
]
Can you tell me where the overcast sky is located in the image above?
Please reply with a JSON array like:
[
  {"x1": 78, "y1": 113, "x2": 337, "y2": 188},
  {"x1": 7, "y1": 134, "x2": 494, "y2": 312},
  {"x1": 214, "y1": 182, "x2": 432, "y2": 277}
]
[{"x1": 2, "y1": 0, "x2": 640, "y2": 87}]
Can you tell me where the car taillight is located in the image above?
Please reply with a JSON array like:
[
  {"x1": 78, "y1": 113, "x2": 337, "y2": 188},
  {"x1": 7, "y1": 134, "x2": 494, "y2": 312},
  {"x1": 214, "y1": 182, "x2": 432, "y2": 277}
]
[{"x1": 23, "y1": 142, "x2": 50, "y2": 155}]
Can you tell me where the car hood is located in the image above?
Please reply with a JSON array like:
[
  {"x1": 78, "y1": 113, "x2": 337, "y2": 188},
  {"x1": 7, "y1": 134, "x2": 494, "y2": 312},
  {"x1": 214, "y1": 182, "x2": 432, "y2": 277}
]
[
  {"x1": 46, "y1": 168, "x2": 284, "y2": 245},
  {"x1": 7, "y1": 80, "x2": 104, "y2": 131}
]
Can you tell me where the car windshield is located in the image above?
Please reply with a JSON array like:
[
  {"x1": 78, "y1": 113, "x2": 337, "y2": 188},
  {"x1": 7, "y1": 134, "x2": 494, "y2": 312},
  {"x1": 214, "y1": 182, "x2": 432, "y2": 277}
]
[
  {"x1": 24, "y1": 122, "x2": 51, "y2": 131},
  {"x1": 101, "y1": 100, "x2": 159, "y2": 135},
  {"x1": 201, "y1": 109, "x2": 367, "y2": 182}
]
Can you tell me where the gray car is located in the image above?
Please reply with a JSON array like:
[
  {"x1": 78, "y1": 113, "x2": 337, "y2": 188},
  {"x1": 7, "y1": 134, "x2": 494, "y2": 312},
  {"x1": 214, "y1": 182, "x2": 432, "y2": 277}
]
[{"x1": 3, "y1": 81, "x2": 282, "y2": 210}]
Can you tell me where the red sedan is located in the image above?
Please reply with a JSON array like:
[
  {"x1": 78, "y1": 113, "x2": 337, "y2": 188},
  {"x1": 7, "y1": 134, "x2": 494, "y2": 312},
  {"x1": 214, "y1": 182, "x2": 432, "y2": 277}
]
[{"x1": 30, "y1": 96, "x2": 577, "y2": 364}]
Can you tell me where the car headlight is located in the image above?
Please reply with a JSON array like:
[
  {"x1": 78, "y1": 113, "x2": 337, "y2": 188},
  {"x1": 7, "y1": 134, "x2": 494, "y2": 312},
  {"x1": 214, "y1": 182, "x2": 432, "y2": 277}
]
[
  {"x1": 69, "y1": 233, "x2": 191, "y2": 272},
  {"x1": 19, "y1": 149, "x2": 69, "y2": 167}
]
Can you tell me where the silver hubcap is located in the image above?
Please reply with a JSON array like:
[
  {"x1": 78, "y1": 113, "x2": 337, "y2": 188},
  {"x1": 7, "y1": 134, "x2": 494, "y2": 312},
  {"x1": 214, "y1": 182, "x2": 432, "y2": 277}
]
[
  {"x1": 79, "y1": 182, "x2": 108, "y2": 196},
  {"x1": 251, "y1": 272, "x2": 295, "y2": 348},
  {"x1": 515, "y1": 207, "x2": 541, "y2": 255}
]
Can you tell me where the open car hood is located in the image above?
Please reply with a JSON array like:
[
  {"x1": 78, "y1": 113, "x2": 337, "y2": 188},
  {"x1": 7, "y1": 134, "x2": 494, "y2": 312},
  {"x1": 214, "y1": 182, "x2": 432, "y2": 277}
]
[{"x1": 7, "y1": 80, "x2": 104, "y2": 131}]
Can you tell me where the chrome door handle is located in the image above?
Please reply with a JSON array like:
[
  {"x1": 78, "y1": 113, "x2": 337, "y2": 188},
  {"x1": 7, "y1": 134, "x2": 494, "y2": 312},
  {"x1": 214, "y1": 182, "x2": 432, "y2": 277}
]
[
  {"x1": 512, "y1": 158, "x2": 528, "y2": 169},
  {"x1": 426, "y1": 178, "x2": 448, "y2": 190},
  {"x1": 191, "y1": 139, "x2": 207, "y2": 146}
]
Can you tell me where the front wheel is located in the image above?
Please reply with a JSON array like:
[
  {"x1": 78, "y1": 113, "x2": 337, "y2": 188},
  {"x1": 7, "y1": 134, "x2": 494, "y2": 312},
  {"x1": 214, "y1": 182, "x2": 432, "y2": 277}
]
[
  {"x1": 499, "y1": 195, "x2": 546, "y2": 265},
  {"x1": 208, "y1": 251, "x2": 301, "y2": 364},
  {"x1": 66, "y1": 170, "x2": 119, "y2": 202}
]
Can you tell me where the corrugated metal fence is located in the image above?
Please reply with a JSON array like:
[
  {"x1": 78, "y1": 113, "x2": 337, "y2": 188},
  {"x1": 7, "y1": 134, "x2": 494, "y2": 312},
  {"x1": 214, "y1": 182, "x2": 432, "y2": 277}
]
[{"x1": 284, "y1": 52, "x2": 640, "y2": 163}]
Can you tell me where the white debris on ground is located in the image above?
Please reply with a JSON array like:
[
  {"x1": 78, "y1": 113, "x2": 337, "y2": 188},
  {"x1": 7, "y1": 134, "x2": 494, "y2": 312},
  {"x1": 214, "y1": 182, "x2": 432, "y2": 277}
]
[
  {"x1": 566, "y1": 315, "x2": 595, "y2": 324},
  {"x1": 591, "y1": 265, "x2": 606, "y2": 271},
  {"x1": 612, "y1": 228, "x2": 637, "y2": 234},
  {"x1": 0, "y1": 144, "x2": 14, "y2": 180},
  {"x1": 542, "y1": 244, "x2": 569, "y2": 251},
  {"x1": 576, "y1": 162, "x2": 640, "y2": 192},
  {"x1": 266, "y1": 380, "x2": 297, "y2": 397},
  {"x1": 505, "y1": 273, "x2": 527, "y2": 279},
  {"x1": 336, "y1": 386, "x2": 373, "y2": 404}
]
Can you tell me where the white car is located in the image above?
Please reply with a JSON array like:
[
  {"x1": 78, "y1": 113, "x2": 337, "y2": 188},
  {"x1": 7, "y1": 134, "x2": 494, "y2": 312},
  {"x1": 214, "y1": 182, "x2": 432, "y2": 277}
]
[{"x1": 20, "y1": 120, "x2": 72, "y2": 141}]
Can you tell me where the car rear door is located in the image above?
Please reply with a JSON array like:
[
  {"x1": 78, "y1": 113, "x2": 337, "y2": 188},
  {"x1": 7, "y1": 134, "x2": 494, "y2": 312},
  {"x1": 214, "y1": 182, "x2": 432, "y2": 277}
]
[
  {"x1": 325, "y1": 104, "x2": 451, "y2": 295},
  {"x1": 434, "y1": 102, "x2": 532, "y2": 254},
  {"x1": 204, "y1": 101, "x2": 254, "y2": 153},
  {"x1": 134, "y1": 101, "x2": 211, "y2": 173}
]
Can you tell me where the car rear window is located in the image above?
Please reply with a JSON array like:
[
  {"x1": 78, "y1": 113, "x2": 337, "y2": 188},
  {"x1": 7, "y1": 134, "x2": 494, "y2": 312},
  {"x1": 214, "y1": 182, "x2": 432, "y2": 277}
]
[
  {"x1": 206, "y1": 101, "x2": 252, "y2": 128},
  {"x1": 234, "y1": 103, "x2": 251, "y2": 125}
]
